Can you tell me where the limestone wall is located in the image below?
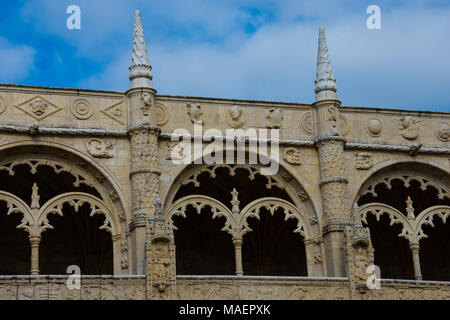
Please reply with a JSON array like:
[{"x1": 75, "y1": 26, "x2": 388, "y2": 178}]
[{"x1": 0, "y1": 276, "x2": 448, "y2": 300}]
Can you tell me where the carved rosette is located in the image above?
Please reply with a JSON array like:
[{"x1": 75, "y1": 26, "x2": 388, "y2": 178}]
[
  {"x1": 71, "y1": 99, "x2": 93, "y2": 120},
  {"x1": 130, "y1": 126, "x2": 161, "y2": 220}
]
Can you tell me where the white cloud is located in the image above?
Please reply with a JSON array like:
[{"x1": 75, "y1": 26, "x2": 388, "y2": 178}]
[
  {"x1": 0, "y1": 38, "x2": 35, "y2": 82},
  {"x1": 17, "y1": 0, "x2": 450, "y2": 111}
]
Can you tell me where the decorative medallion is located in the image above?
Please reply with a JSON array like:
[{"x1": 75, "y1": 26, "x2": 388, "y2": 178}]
[
  {"x1": 152, "y1": 103, "x2": 170, "y2": 126},
  {"x1": 339, "y1": 114, "x2": 350, "y2": 136},
  {"x1": 435, "y1": 122, "x2": 449, "y2": 142},
  {"x1": 71, "y1": 99, "x2": 93, "y2": 120},
  {"x1": 366, "y1": 118, "x2": 383, "y2": 137},
  {"x1": 101, "y1": 100, "x2": 126, "y2": 125},
  {"x1": 226, "y1": 105, "x2": 246, "y2": 128},
  {"x1": 0, "y1": 95, "x2": 6, "y2": 115},
  {"x1": 14, "y1": 95, "x2": 62, "y2": 121},
  {"x1": 301, "y1": 111, "x2": 313, "y2": 135},
  {"x1": 86, "y1": 139, "x2": 115, "y2": 158}
]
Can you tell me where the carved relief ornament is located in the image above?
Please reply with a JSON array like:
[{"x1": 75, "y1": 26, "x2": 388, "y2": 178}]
[
  {"x1": 355, "y1": 152, "x2": 373, "y2": 170},
  {"x1": 265, "y1": 108, "x2": 283, "y2": 129},
  {"x1": 186, "y1": 103, "x2": 203, "y2": 123},
  {"x1": 71, "y1": 99, "x2": 93, "y2": 120},
  {"x1": 226, "y1": 105, "x2": 246, "y2": 128},
  {"x1": 87, "y1": 139, "x2": 115, "y2": 158},
  {"x1": 396, "y1": 116, "x2": 421, "y2": 140}
]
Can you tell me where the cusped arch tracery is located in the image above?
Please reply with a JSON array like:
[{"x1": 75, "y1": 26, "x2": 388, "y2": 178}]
[
  {"x1": 165, "y1": 194, "x2": 234, "y2": 235},
  {"x1": 359, "y1": 202, "x2": 450, "y2": 244},
  {"x1": 0, "y1": 158, "x2": 94, "y2": 189},
  {"x1": 39, "y1": 192, "x2": 116, "y2": 235},
  {"x1": 0, "y1": 152, "x2": 126, "y2": 233},
  {"x1": 164, "y1": 163, "x2": 320, "y2": 231},
  {"x1": 240, "y1": 197, "x2": 311, "y2": 239},
  {"x1": 359, "y1": 172, "x2": 450, "y2": 201},
  {"x1": 0, "y1": 141, "x2": 130, "y2": 231},
  {"x1": 165, "y1": 195, "x2": 312, "y2": 240},
  {"x1": 359, "y1": 202, "x2": 413, "y2": 242},
  {"x1": 0, "y1": 189, "x2": 118, "y2": 236},
  {"x1": 0, "y1": 190, "x2": 33, "y2": 221}
]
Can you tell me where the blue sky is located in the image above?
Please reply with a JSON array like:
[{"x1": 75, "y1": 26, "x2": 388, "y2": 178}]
[{"x1": 0, "y1": 0, "x2": 449, "y2": 112}]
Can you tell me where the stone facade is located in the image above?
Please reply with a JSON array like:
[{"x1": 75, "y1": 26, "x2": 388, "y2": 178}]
[{"x1": 0, "y1": 12, "x2": 449, "y2": 300}]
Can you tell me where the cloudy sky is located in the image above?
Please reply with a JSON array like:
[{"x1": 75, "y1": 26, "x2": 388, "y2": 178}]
[{"x1": 0, "y1": 0, "x2": 449, "y2": 111}]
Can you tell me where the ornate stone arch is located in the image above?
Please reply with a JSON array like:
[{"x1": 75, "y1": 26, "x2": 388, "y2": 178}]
[
  {"x1": 39, "y1": 192, "x2": 117, "y2": 235},
  {"x1": 353, "y1": 161, "x2": 450, "y2": 280},
  {"x1": 361, "y1": 203, "x2": 450, "y2": 244},
  {"x1": 165, "y1": 195, "x2": 312, "y2": 240},
  {"x1": 0, "y1": 140, "x2": 130, "y2": 229},
  {"x1": 349, "y1": 160, "x2": 450, "y2": 208},
  {"x1": 163, "y1": 162, "x2": 320, "y2": 233},
  {"x1": 165, "y1": 194, "x2": 234, "y2": 236},
  {"x1": 161, "y1": 146, "x2": 321, "y2": 229},
  {"x1": 415, "y1": 205, "x2": 450, "y2": 240},
  {"x1": 359, "y1": 202, "x2": 413, "y2": 242},
  {"x1": 0, "y1": 140, "x2": 131, "y2": 274},
  {"x1": 240, "y1": 197, "x2": 312, "y2": 240},
  {"x1": 0, "y1": 190, "x2": 33, "y2": 223}
]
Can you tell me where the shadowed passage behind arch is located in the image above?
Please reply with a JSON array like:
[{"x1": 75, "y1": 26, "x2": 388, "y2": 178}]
[{"x1": 166, "y1": 164, "x2": 309, "y2": 276}]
